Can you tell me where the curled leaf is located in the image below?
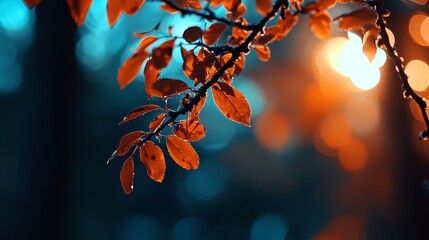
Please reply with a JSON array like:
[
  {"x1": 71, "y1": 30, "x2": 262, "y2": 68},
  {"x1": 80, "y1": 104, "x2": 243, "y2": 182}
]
[
  {"x1": 119, "y1": 104, "x2": 162, "y2": 125},
  {"x1": 149, "y1": 113, "x2": 167, "y2": 131},
  {"x1": 254, "y1": 45, "x2": 271, "y2": 62},
  {"x1": 107, "y1": 0, "x2": 146, "y2": 27},
  {"x1": 152, "y1": 39, "x2": 176, "y2": 69},
  {"x1": 203, "y1": 23, "x2": 227, "y2": 45},
  {"x1": 120, "y1": 156, "x2": 134, "y2": 195},
  {"x1": 116, "y1": 131, "x2": 145, "y2": 156},
  {"x1": 211, "y1": 82, "x2": 251, "y2": 126},
  {"x1": 276, "y1": 9, "x2": 298, "y2": 40},
  {"x1": 309, "y1": 11, "x2": 332, "y2": 40},
  {"x1": 67, "y1": 0, "x2": 93, "y2": 26},
  {"x1": 173, "y1": 120, "x2": 206, "y2": 141},
  {"x1": 183, "y1": 26, "x2": 204, "y2": 43},
  {"x1": 152, "y1": 78, "x2": 190, "y2": 97},
  {"x1": 166, "y1": 135, "x2": 199, "y2": 170},
  {"x1": 139, "y1": 141, "x2": 166, "y2": 183},
  {"x1": 336, "y1": 7, "x2": 377, "y2": 30},
  {"x1": 363, "y1": 27, "x2": 379, "y2": 62}
]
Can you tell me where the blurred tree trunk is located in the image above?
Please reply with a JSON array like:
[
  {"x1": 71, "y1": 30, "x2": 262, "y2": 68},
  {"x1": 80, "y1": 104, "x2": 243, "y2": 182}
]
[{"x1": 16, "y1": 1, "x2": 78, "y2": 239}]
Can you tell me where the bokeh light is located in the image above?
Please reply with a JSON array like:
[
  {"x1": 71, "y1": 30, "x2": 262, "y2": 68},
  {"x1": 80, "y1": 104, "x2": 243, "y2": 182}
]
[
  {"x1": 325, "y1": 32, "x2": 385, "y2": 91},
  {"x1": 251, "y1": 214, "x2": 288, "y2": 240},
  {"x1": 405, "y1": 60, "x2": 429, "y2": 92},
  {"x1": 319, "y1": 113, "x2": 352, "y2": 150},
  {"x1": 409, "y1": 13, "x2": 429, "y2": 46},
  {"x1": 0, "y1": 0, "x2": 34, "y2": 34},
  {"x1": 338, "y1": 138, "x2": 368, "y2": 172},
  {"x1": 344, "y1": 95, "x2": 380, "y2": 135},
  {"x1": 255, "y1": 111, "x2": 290, "y2": 151}
]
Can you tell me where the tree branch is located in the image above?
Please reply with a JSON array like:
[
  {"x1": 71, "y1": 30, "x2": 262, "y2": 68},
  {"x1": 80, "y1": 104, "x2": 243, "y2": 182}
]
[
  {"x1": 138, "y1": 0, "x2": 288, "y2": 146},
  {"x1": 160, "y1": 0, "x2": 256, "y2": 30},
  {"x1": 372, "y1": 0, "x2": 429, "y2": 140}
]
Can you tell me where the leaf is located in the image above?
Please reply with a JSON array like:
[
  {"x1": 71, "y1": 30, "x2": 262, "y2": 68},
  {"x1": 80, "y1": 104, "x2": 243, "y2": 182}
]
[
  {"x1": 336, "y1": 7, "x2": 377, "y2": 30},
  {"x1": 222, "y1": 0, "x2": 241, "y2": 11},
  {"x1": 211, "y1": 82, "x2": 251, "y2": 126},
  {"x1": 139, "y1": 141, "x2": 166, "y2": 183},
  {"x1": 119, "y1": 104, "x2": 162, "y2": 125},
  {"x1": 253, "y1": 34, "x2": 276, "y2": 45},
  {"x1": 363, "y1": 27, "x2": 378, "y2": 62},
  {"x1": 255, "y1": 0, "x2": 272, "y2": 16},
  {"x1": 116, "y1": 131, "x2": 145, "y2": 156},
  {"x1": 187, "y1": 0, "x2": 203, "y2": 10},
  {"x1": 210, "y1": 0, "x2": 223, "y2": 8},
  {"x1": 160, "y1": 3, "x2": 179, "y2": 13},
  {"x1": 254, "y1": 45, "x2": 271, "y2": 62},
  {"x1": 203, "y1": 23, "x2": 227, "y2": 45},
  {"x1": 144, "y1": 59, "x2": 161, "y2": 98},
  {"x1": 276, "y1": 10, "x2": 298, "y2": 40},
  {"x1": 23, "y1": 0, "x2": 41, "y2": 8},
  {"x1": 190, "y1": 94, "x2": 207, "y2": 120},
  {"x1": 120, "y1": 156, "x2": 134, "y2": 195},
  {"x1": 173, "y1": 120, "x2": 206, "y2": 141},
  {"x1": 152, "y1": 78, "x2": 190, "y2": 97},
  {"x1": 183, "y1": 26, "x2": 204, "y2": 43},
  {"x1": 166, "y1": 135, "x2": 199, "y2": 170},
  {"x1": 66, "y1": 0, "x2": 93, "y2": 26},
  {"x1": 229, "y1": 3, "x2": 246, "y2": 20},
  {"x1": 233, "y1": 52, "x2": 245, "y2": 75},
  {"x1": 149, "y1": 113, "x2": 167, "y2": 131},
  {"x1": 152, "y1": 39, "x2": 176, "y2": 69},
  {"x1": 118, "y1": 36, "x2": 158, "y2": 89},
  {"x1": 107, "y1": 0, "x2": 146, "y2": 27},
  {"x1": 309, "y1": 11, "x2": 331, "y2": 40},
  {"x1": 303, "y1": 0, "x2": 336, "y2": 11}
]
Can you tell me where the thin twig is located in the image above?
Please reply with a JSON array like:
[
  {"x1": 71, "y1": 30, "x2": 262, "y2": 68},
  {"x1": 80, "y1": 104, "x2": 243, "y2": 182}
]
[{"x1": 372, "y1": 0, "x2": 429, "y2": 139}]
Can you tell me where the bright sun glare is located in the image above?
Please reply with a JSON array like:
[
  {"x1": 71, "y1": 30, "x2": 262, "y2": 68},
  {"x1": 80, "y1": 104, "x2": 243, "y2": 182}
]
[{"x1": 325, "y1": 32, "x2": 386, "y2": 90}]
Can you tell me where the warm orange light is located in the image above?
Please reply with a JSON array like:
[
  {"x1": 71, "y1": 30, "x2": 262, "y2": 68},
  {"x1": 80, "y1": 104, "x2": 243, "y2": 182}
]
[
  {"x1": 323, "y1": 32, "x2": 385, "y2": 91},
  {"x1": 255, "y1": 111, "x2": 290, "y2": 151},
  {"x1": 344, "y1": 96, "x2": 380, "y2": 135},
  {"x1": 338, "y1": 139, "x2": 368, "y2": 172},
  {"x1": 409, "y1": 13, "x2": 429, "y2": 46},
  {"x1": 319, "y1": 113, "x2": 352, "y2": 149},
  {"x1": 421, "y1": 17, "x2": 429, "y2": 44},
  {"x1": 408, "y1": 0, "x2": 428, "y2": 5},
  {"x1": 405, "y1": 60, "x2": 429, "y2": 91}
]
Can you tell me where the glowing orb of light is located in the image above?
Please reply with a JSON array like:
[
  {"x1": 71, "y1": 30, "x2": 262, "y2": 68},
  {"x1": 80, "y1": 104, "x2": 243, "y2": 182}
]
[{"x1": 324, "y1": 32, "x2": 387, "y2": 91}]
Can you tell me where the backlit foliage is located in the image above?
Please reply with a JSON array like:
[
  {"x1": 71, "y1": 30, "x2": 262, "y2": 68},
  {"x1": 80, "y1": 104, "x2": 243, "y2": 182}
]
[{"x1": 24, "y1": 0, "x2": 429, "y2": 194}]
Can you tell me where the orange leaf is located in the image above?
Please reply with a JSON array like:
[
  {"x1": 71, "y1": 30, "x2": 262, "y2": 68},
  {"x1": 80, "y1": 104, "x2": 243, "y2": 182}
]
[
  {"x1": 152, "y1": 78, "x2": 190, "y2": 97},
  {"x1": 276, "y1": 9, "x2": 298, "y2": 40},
  {"x1": 183, "y1": 26, "x2": 204, "y2": 43},
  {"x1": 363, "y1": 27, "x2": 378, "y2": 62},
  {"x1": 229, "y1": 3, "x2": 246, "y2": 20},
  {"x1": 149, "y1": 113, "x2": 167, "y2": 131},
  {"x1": 144, "y1": 59, "x2": 160, "y2": 98},
  {"x1": 336, "y1": 7, "x2": 377, "y2": 30},
  {"x1": 211, "y1": 82, "x2": 251, "y2": 126},
  {"x1": 166, "y1": 135, "x2": 199, "y2": 170},
  {"x1": 66, "y1": 0, "x2": 93, "y2": 26},
  {"x1": 309, "y1": 11, "x2": 331, "y2": 40},
  {"x1": 173, "y1": 120, "x2": 206, "y2": 141},
  {"x1": 255, "y1": 0, "x2": 272, "y2": 16},
  {"x1": 139, "y1": 141, "x2": 165, "y2": 183},
  {"x1": 203, "y1": 23, "x2": 227, "y2": 45},
  {"x1": 233, "y1": 52, "x2": 245, "y2": 75},
  {"x1": 303, "y1": 0, "x2": 336, "y2": 11},
  {"x1": 222, "y1": 0, "x2": 240, "y2": 11},
  {"x1": 254, "y1": 45, "x2": 271, "y2": 62},
  {"x1": 152, "y1": 39, "x2": 176, "y2": 69},
  {"x1": 107, "y1": 0, "x2": 145, "y2": 27},
  {"x1": 190, "y1": 93, "x2": 207, "y2": 120},
  {"x1": 118, "y1": 36, "x2": 158, "y2": 89},
  {"x1": 119, "y1": 104, "x2": 162, "y2": 125},
  {"x1": 187, "y1": 0, "x2": 202, "y2": 10},
  {"x1": 210, "y1": 0, "x2": 223, "y2": 8},
  {"x1": 160, "y1": 3, "x2": 179, "y2": 13},
  {"x1": 120, "y1": 156, "x2": 134, "y2": 195},
  {"x1": 116, "y1": 131, "x2": 144, "y2": 156},
  {"x1": 23, "y1": 0, "x2": 41, "y2": 8},
  {"x1": 253, "y1": 34, "x2": 276, "y2": 45}
]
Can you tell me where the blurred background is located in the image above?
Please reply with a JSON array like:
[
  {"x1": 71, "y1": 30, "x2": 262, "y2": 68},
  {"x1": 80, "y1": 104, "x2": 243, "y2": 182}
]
[{"x1": 1, "y1": 0, "x2": 429, "y2": 239}]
